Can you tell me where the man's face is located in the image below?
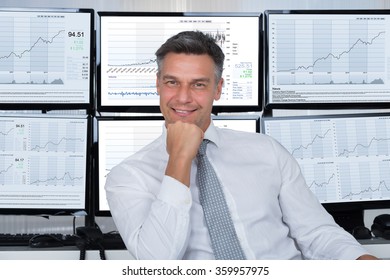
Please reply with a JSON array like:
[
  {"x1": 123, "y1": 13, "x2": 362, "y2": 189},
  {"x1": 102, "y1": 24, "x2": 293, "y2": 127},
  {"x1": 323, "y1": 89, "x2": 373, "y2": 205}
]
[{"x1": 156, "y1": 53, "x2": 223, "y2": 132}]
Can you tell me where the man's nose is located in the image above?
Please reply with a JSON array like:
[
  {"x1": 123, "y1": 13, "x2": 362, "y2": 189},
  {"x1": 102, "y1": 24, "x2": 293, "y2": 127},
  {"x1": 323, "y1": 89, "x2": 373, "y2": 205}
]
[{"x1": 176, "y1": 84, "x2": 193, "y2": 103}]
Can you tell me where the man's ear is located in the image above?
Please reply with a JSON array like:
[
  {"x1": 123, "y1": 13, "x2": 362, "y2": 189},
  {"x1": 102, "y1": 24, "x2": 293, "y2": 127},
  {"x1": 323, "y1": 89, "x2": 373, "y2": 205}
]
[{"x1": 214, "y1": 78, "x2": 224, "y2": 101}]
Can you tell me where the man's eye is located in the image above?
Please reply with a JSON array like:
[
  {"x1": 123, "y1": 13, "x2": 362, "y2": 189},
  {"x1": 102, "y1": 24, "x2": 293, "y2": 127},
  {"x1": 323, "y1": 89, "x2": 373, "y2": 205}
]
[
  {"x1": 194, "y1": 83, "x2": 206, "y2": 88},
  {"x1": 165, "y1": 80, "x2": 177, "y2": 86}
]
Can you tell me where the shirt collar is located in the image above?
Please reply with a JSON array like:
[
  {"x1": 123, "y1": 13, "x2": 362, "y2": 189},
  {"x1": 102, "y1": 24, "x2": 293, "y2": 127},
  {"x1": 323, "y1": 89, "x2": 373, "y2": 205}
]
[{"x1": 204, "y1": 121, "x2": 220, "y2": 148}]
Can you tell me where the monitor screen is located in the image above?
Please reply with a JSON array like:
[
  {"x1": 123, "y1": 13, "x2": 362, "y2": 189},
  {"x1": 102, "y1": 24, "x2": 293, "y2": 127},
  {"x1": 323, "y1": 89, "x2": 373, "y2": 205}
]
[
  {"x1": 262, "y1": 113, "x2": 390, "y2": 231},
  {"x1": 0, "y1": 114, "x2": 91, "y2": 215},
  {"x1": 97, "y1": 12, "x2": 262, "y2": 113},
  {"x1": 264, "y1": 10, "x2": 390, "y2": 109},
  {"x1": 95, "y1": 115, "x2": 260, "y2": 215},
  {"x1": 0, "y1": 8, "x2": 94, "y2": 110},
  {"x1": 212, "y1": 115, "x2": 260, "y2": 133}
]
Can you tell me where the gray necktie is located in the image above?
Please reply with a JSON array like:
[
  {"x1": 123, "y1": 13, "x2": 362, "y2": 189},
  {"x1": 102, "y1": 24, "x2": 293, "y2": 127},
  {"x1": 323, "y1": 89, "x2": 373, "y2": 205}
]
[{"x1": 196, "y1": 139, "x2": 246, "y2": 260}]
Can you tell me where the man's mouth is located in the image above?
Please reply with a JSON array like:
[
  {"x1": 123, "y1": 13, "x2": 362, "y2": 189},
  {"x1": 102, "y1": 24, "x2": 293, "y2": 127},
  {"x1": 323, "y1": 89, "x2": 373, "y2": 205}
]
[{"x1": 173, "y1": 108, "x2": 196, "y2": 116}]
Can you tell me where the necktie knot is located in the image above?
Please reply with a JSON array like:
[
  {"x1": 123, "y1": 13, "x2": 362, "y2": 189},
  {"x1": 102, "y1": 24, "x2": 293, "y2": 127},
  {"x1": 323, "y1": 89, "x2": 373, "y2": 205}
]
[{"x1": 198, "y1": 139, "x2": 210, "y2": 156}]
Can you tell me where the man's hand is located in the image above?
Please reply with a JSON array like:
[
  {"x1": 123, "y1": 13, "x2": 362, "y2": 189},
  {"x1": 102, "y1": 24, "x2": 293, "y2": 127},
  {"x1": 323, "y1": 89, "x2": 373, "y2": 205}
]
[
  {"x1": 165, "y1": 121, "x2": 204, "y2": 187},
  {"x1": 356, "y1": 254, "x2": 379, "y2": 260}
]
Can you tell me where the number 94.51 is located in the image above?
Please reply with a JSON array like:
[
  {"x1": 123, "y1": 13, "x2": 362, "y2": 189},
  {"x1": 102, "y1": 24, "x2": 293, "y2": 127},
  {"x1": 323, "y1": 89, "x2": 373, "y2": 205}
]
[{"x1": 68, "y1": 31, "x2": 84, "y2": 37}]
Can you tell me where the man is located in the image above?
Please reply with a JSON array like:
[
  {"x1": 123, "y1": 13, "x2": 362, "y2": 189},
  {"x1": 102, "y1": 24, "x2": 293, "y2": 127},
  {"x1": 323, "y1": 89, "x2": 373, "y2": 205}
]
[{"x1": 105, "y1": 31, "x2": 376, "y2": 260}]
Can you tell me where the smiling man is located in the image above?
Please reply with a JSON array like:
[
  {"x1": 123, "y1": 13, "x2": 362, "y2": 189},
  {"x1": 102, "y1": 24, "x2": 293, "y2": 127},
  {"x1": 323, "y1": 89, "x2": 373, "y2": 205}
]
[
  {"x1": 157, "y1": 51, "x2": 222, "y2": 188},
  {"x1": 105, "y1": 31, "x2": 376, "y2": 260}
]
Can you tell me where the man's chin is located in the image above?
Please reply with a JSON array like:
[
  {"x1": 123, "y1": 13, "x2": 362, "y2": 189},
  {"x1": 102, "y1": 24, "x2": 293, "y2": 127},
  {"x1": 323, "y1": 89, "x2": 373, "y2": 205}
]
[
  {"x1": 166, "y1": 118, "x2": 197, "y2": 126},
  {"x1": 169, "y1": 114, "x2": 195, "y2": 123},
  {"x1": 174, "y1": 119, "x2": 195, "y2": 125}
]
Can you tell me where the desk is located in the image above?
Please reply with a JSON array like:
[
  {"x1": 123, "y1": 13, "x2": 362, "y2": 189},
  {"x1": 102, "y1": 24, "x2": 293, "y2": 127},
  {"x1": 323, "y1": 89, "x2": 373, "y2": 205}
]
[
  {"x1": 358, "y1": 239, "x2": 390, "y2": 259},
  {"x1": 0, "y1": 241, "x2": 389, "y2": 260},
  {"x1": 0, "y1": 246, "x2": 133, "y2": 260}
]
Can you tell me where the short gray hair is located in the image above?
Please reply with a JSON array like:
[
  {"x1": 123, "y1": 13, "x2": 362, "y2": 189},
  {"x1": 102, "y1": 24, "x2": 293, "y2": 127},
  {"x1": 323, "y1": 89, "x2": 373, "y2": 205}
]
[{"x1": 155, "y1": 31, "x2": 225, "y2": 82}]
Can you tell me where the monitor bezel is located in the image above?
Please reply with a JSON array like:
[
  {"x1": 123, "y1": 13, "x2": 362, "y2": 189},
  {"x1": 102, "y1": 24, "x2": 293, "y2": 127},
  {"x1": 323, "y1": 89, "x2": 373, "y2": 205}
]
[
  {"x1": 96, "y1": 11, "x2": 263, "y2": 114},
  {"x1": 0, "y1": 7, "x2": 95, "y2": 112},
  {"x1": 0, "y1": 114, "x2": 93, "y2": 216},
  {"x1": 264, "y1": 9, "x2": 390, "y2": 110},
  {"x1": 261, "y1": 111, "x2": 390, "y2": 231}
]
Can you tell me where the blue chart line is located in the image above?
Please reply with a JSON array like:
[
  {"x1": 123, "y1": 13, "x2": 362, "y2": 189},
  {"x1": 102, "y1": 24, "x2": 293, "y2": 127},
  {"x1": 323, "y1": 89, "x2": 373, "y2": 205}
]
[
  {"x1": 291, "y1": 128, "x2": 331, "y2": 157},
  {"x1": 342, "y1": 180, "x2": 390, "y2": 200},
  {"x1": 308, "y1": 173, "x2": 335, "y2": 190},
  {"x1": 0, "y1": 27, "x2": 66, "y2": 85},
  {"x1": 108, "y1": 58, "x2": 157, "y2": 68},
  {"x1": 30, "y1": 172, "x2": 83, "y2": 185},
  {"x1": 108, "y1": 91, "x2": 158, "y2": 98},
  {"x1": 30, "y1": 137, "x2": 85, "y2": 152},
  {"x1": 0, "y1": 127, "x2": 16, "y2": 151},
  {"x1": 0, "y1": 164, "x2": 13, "y2": 175},
  {"x1": 338, "y1": 136, "x2": 390, "y2": 157},
  {"x1": 0, "y1": 30, "x2": 65, "y2": 61},
  {"x1": 0, "y1": 128, "x2": 14, "y2": 136},
  {"x1": 278, "y1": 31, "x2": 385, "y2": 73}
]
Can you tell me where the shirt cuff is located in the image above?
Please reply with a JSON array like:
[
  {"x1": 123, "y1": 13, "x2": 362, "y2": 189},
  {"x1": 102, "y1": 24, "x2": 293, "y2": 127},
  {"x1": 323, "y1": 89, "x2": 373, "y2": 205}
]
[
  {"x1": 339, "y1": 246, "x2": 373, "y2": 260},
  {"x1": 157, "y1": 175, "x2": 192, "y2": 211}
]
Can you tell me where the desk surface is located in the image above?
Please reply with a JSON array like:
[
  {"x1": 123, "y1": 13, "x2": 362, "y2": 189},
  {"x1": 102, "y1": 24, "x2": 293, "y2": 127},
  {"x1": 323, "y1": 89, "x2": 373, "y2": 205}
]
[
  {"x1": 0, "y1": 240, "x2": 389, "y2": 260},
  {"x1": 0, "y1": 246, "x2": 133, "y2": 260}
]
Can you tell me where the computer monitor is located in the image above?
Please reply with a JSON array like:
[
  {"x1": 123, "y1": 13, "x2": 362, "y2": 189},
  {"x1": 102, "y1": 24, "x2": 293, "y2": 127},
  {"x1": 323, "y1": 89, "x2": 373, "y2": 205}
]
[
  {"x1": 97, "y1": 12, "x2": 262, "y2": 113},
  {"x1": 264, "y1": 10, "x2": 390, "y2": 110},
  {"x1": 95, "y1": 114, "x2": 260, "y2": 215},
  {"x1": 212, "y1": 114, "x2": 260, "y2": 133},
  {"x1": 0, "y1": 8, "x2": 94, "y2": 110},
  {"x1": 0, "y1": 114, "x2": 91, "y2": 215},
  {"x1": 262, "y1": 113, "x2": 390, "y2": 232}
]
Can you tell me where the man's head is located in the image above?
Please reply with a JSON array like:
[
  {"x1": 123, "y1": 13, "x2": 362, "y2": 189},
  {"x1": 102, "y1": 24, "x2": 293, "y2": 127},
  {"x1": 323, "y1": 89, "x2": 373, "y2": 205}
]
[
  {"x1": 155, "y1": 31, "x2": 225, "y2": 131},
  {"x1": 156, "y1": 31, "x2": 225, "y2": 82}
]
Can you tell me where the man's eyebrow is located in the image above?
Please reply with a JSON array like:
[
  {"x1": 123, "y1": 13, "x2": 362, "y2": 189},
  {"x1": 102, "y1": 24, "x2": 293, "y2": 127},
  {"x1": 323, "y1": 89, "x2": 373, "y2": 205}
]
[
  {"x1": 193, "y1": 78, "x2": 211, "y2": 83},
  {"x1": 161, "y1": 74, "x2": 177, "y2": 80},
  {"x1": 161, "y1": 75, "x2": 211, "y2": 83}
]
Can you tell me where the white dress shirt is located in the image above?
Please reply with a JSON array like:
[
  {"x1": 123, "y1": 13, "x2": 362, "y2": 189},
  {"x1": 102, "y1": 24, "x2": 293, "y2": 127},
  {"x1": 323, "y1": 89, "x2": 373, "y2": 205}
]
[{"x1": 105, "y1": 121, "x2": 369, "y2": 260}]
